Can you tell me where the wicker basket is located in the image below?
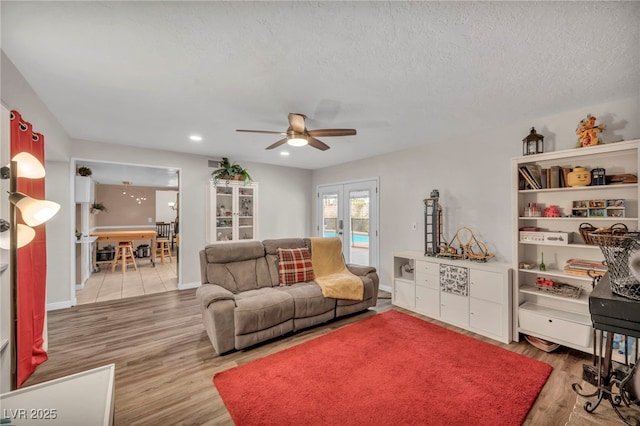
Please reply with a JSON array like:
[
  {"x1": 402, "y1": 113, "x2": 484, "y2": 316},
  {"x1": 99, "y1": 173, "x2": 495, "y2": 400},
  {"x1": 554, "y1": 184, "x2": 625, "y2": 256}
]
[
  {"x1": 589, "y1": 231, "x2": 640, "y2": 301},
  {"x1": 579, "y1": 222, "x2": 627, "y2": 245}
]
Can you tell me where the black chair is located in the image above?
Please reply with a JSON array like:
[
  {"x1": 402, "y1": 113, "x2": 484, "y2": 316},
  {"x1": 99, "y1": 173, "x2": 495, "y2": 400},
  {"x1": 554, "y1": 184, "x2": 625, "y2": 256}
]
[{"x1": 156, "y1": 222, "x2": 171, "y2": 239}]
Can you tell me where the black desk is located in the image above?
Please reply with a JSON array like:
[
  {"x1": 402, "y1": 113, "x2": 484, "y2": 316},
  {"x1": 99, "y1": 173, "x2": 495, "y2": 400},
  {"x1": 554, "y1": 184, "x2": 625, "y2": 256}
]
[{"x1": 573, "y1": 276, "x2": 640, "y2": 425}]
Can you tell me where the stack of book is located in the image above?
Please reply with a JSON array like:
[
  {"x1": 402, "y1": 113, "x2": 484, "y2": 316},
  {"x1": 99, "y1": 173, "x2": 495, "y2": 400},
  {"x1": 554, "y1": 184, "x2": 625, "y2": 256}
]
[
  {"x1": 519, "y1": 164, "x2": 576, "y2": 189},
  {"x1": 564, "y1": 258, "x2": 607, "y2": 277}
]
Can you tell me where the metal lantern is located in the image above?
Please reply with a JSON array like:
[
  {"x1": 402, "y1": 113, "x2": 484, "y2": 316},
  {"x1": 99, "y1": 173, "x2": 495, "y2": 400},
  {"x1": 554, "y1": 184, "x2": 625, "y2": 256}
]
[{"x1": 522, "y1": 127, "x2": 544, "y2": 156}]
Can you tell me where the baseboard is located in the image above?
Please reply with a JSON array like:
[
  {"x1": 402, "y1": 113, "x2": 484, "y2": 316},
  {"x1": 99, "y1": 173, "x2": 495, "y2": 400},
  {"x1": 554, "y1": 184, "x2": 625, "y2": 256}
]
[
  {"x1": 178, "y1": 281, "x2": 200, "y2": 290},
  {"x1": 75, "y1": 283, "x2": 85, "y2": 290},
  {"x1": 47, "y1": 301, "x2": 73, "y2": 311}
]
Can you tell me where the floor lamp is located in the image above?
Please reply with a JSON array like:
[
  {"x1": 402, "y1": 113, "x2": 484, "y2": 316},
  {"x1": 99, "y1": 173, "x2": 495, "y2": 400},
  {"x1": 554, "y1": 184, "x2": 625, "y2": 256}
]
[{"x1": 1, "y1": 152, "x2": 60, "y2": 390}]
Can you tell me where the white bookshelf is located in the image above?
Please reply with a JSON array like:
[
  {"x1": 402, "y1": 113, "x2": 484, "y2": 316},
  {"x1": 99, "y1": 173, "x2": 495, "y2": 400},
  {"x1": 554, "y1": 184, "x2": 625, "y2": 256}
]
[{"x1": 511, "y1": 139, "x2": 640, "y2": 353}]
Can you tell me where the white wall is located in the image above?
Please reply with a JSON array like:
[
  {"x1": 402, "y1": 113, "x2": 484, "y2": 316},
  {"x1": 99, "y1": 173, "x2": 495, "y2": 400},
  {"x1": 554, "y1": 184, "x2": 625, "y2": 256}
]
[
  {"x1": 155, "y1": 190, "x2": 179, "y2": 224},
  {"x1": 312, "y1": 96, "x2": 640, "y2": 290},
  {"x1": 71, "y1": 139, "x2": 313, "y2": 290},
  {"x1": 0, "y1": 52, "x2": 71, "y2": 161}
]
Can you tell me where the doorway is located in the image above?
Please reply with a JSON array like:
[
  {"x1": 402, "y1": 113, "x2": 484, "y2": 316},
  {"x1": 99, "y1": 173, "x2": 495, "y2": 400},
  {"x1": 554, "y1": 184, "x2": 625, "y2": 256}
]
[
  {"x1": 317, "y1": 179, "x2": 379, "y2": 270},
  {"x1": 70, "y1": 158, "x2": 181, "y2": 306}
]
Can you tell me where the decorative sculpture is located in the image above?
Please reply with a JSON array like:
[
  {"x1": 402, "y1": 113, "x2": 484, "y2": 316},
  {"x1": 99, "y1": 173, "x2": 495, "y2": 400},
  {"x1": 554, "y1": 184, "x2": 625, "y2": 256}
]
[
  {"x1": 424, "y1": 189, "x2": 444, "y2": 257},
  {"x1": 576, "y1": 114, "x2": 606, "y2": 148}
]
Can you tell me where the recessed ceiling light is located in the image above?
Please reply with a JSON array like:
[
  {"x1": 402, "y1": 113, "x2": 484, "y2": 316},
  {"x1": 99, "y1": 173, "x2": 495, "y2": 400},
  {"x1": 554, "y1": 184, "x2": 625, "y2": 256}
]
[
  {"x1": 189, "y1": 135, "x2": 203, "y2": 142},
  {"x1": 280, "y1": 151, "x2": 290, "y2": 156}
]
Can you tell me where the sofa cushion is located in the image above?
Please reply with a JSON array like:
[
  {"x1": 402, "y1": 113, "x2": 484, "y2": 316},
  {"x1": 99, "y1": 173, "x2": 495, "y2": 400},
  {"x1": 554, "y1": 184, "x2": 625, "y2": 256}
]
[
  {"x1": 277, "y1": 282, "x2": 336, "y2": 319},
  {"x1": 234, "y1": 288, "x2": 294, "y2": 335},
  {"x1": 263, "y1": 238, "x2": 307, "y2": 255},
  {"x1": 277, "y1": 247, "x2": 315, "y2": 285},
  {"x1": 203, "y1": 241, "x2": 265, "y2": 263},
  {"x1": 205, "y1": 258, "x2": 272, "y2": 293}
]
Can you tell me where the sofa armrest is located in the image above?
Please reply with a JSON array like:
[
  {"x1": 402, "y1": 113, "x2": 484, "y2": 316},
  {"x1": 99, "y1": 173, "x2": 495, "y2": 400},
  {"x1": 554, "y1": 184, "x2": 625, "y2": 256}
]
[
  {"x1": 346, "y1": 263, "x2": 376, "y2": 276},
  {"x1": 196, "y1": 283, "x2": 235, "y2": 309}
]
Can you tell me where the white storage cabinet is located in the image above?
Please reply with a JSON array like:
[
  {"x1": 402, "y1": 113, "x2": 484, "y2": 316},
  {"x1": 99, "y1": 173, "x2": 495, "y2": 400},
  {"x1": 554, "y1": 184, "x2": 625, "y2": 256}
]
[{"x1": 393, "y1": 251, "x2": 513, "y2": 344}]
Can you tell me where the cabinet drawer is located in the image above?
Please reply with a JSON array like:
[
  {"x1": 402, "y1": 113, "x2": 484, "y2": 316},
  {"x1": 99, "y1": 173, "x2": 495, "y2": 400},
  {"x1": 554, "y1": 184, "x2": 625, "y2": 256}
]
[
  {"x1": 519, "y1": 304, "x2": 592, "y2": 347},
  {"x1": 470, "y1": 269, "x2": 503, "y2": 303},
  {"x1": 415, "y1": 260, "x2": 439, "y2": 275},
  {"x1": 415, "y1": 271, "x2": 439, "y2": 290}
]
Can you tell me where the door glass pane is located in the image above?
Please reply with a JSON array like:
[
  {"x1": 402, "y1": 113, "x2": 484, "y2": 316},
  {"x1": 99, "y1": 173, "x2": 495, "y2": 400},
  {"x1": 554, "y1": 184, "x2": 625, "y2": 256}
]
[
  {"x1": 238, "y1": 187, "x2": 254, "y2": 240},
  {"x1": 348, "y1": 190, "x2": 370, "y2": 266},
  {"x1": 215, "y1": 185, "x2": 233, "y2": 241},
  {"x1": 322, "y1": 193, "x2": 339, "y2": 237}
]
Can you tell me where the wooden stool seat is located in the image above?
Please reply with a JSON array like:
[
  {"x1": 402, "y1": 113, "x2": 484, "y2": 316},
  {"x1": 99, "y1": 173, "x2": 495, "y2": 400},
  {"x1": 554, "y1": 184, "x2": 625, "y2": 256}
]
[
  {"x1": 111, "y1": 242, "x2": 138, "y2": 273},
  {"x1": 156, "y1": 239, "x2": 172, "y2": 264}
]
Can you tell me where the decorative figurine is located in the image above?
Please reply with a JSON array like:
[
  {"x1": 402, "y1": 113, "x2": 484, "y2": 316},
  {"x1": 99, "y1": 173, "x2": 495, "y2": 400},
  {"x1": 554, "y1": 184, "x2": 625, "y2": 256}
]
[
  {"x1": 567, "y1": 167, "x2": 592, "y2": 187},
  {"x1": 576, "y1": 114, "x2": 606, "y2": 148},
  {"x1": 544, "y1": 205, "x2": 561, "y2": 217},
  {"x1": 539, "y1": 252, "x2": 546, "y2": 271}
]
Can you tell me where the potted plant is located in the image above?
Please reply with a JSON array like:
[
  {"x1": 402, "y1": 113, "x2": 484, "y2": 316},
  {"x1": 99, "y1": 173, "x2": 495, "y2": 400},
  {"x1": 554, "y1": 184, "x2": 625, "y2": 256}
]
[
  {"x1": 77, "y1": 166, "x2": 93, "y2": 177},
  {"x1": 75, "y1": 229, "x2": 82, "y2": 240},
  {"x1": 211, "y1": 157, "x2": 252, "y2": 185},
  {"x1": 90, "y1": 202, "x2": 108, "y2": 214}
]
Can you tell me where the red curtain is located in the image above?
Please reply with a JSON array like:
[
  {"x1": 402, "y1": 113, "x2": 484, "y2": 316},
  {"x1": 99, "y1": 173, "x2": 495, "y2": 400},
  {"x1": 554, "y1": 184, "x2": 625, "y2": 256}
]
[{"x1": 10, "y1": 110, "x2": 48, "y2": 388}]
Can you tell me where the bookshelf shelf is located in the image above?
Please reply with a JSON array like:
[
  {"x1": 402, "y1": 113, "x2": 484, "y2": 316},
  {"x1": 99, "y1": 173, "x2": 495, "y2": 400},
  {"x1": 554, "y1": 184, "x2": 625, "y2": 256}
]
[
  {"x1": 518, "y1": 268, "x2": 594, "y2": 282},
  {"x1": 512, "y1": 139, "x2": 640, "y2": 353},
  {"x1": 520, "y1": 285, "x2": 589, "y2": 306},
  {"x1": 518, "y1": 183, "x2": 637, "y2": 194},
  {"x1": 518, "y1": 216, "x2": 637, "y2": 221}
]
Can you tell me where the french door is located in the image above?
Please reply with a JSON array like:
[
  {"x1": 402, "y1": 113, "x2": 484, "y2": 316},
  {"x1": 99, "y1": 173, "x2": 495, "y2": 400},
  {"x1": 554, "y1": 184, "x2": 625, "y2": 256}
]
[{"x1": 317, "y1": 179, "x2": 378, "y2": 269}]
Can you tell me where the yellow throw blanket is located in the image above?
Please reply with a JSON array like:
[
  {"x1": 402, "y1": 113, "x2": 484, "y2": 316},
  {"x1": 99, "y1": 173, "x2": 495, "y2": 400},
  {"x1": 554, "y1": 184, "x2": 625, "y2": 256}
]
[{"x1": 310, "y1": 237, "x2": 364, "y2": 301}]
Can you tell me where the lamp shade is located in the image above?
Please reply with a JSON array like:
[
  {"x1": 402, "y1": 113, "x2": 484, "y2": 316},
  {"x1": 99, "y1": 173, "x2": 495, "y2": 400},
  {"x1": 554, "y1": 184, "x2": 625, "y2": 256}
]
[
  {"x1": 0, "y1": 223, "x2": 36, "y2": 250},
  {"x1": 287, "y1": 137, "x2": 308, "y2": 147},
  {"x1": 9, "y1": 192, "x2": 60, "y2": 227},
  {"x1": 13, "y1": 152, "x2": 46, "y2": 178}
]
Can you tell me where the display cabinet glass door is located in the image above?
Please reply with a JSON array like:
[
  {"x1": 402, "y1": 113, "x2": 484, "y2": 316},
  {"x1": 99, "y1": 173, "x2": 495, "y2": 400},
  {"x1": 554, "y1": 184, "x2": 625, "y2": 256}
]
[{"x1": 211, "y1": 182, "x2": 257, "y2": 242}]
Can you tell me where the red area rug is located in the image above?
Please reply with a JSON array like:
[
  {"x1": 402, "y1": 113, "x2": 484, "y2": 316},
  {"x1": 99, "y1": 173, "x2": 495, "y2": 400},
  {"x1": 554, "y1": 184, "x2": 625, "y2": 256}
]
[{"x1": 214, "y1": 310, "x2": 552, "y2": 426}]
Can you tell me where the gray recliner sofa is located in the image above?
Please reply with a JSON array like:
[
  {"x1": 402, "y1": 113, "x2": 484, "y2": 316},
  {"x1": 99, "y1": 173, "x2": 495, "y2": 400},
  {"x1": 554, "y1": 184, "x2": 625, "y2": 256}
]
[{"x1": 196, "y1": 238, "x2": 379, "y2": 355}]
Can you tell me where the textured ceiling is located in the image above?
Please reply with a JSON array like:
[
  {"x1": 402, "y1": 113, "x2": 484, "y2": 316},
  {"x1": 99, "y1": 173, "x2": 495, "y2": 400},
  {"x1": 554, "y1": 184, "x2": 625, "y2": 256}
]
[{"x1": 2, "y1": 1, "x2": 639, "y2": 170}]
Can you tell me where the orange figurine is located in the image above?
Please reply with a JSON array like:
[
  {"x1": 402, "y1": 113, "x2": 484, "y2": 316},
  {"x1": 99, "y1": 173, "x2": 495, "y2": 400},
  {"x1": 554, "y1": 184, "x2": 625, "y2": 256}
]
[{"x1": 576, "y1": 114, "x2": 606, "y2": 148}]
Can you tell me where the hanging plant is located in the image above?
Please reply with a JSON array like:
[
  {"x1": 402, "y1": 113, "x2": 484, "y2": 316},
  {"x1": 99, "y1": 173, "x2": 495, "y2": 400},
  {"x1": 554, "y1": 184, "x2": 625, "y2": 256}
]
[
  {"x1": 77, "y1": 166, "x2": 93, "y2": 177},
  {"x1": 90, "y1": 202, "x2": 108, "y2": 214},
  {"x1": 211, "y1": 157, "x2": 252, "y2": 185}
]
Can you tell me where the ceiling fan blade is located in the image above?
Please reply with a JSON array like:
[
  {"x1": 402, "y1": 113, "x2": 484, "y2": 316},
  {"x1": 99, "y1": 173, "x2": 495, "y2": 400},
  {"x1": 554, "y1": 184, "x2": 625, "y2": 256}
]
[
  {"x1": 307, "y1": 129, "x2": 357, "y2": 137},
  {"x1": 265, "y1": 138, "x2": 288, "y2": 150},
  {"x1": 288, "y1": 113, "x2": 306, "y2": 133},
  {"x1": 307, "y1": 137, "x2": 330, "y2": 151},
  {"x1": 237, "y1": 129, "x2": 287, "y2": 135}
]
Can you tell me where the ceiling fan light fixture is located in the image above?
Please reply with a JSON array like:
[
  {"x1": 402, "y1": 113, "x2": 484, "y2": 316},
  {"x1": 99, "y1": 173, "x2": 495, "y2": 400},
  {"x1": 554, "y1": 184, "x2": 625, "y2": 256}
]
[{"x1": 287, "y1": 137, "x2": 308, "y2": 147}]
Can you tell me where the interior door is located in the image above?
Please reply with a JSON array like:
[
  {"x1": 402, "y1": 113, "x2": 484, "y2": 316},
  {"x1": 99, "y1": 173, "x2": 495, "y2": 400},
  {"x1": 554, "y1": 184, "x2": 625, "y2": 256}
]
[{"x1": 317, "y1": 179, "x2": 378, "y2": 269}]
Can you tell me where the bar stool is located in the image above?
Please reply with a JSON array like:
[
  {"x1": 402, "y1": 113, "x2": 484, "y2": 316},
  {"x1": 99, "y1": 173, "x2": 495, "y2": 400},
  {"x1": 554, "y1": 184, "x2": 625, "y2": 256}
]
[
  {"x1": 156, "y1": 239, "x2": 172, "y2": 264},
  {"x1": 111, "y1": 241, "x2": 138, "y2": 273}
]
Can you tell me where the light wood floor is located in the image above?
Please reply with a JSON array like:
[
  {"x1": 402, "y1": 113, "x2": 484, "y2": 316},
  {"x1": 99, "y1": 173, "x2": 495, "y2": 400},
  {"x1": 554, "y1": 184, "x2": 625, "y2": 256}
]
[
  {"x1": 76, "y1": 258, "x2": 178, "y2": 305},
  {"x1": 27, "y1": 289, "x2": 603, "y2": 425}
]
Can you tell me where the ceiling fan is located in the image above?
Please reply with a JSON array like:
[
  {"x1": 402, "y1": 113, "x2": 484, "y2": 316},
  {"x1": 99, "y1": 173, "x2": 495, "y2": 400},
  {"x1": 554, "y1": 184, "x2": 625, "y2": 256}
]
[{"x1": 236, "y1": 113, "x2": 356, "y2": 151}]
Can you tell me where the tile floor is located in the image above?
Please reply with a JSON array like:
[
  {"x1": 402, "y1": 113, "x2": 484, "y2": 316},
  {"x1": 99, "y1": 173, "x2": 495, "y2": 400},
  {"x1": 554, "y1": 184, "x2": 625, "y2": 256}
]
[{"x1": 76, "y1": 257, "x2": 178, "y2": 305}]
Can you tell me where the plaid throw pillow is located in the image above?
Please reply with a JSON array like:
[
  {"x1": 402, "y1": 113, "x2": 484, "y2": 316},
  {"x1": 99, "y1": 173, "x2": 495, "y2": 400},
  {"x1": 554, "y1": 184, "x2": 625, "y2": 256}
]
[{"x1": 277, "y1": 247, "x2": 315, "y2": 285}]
